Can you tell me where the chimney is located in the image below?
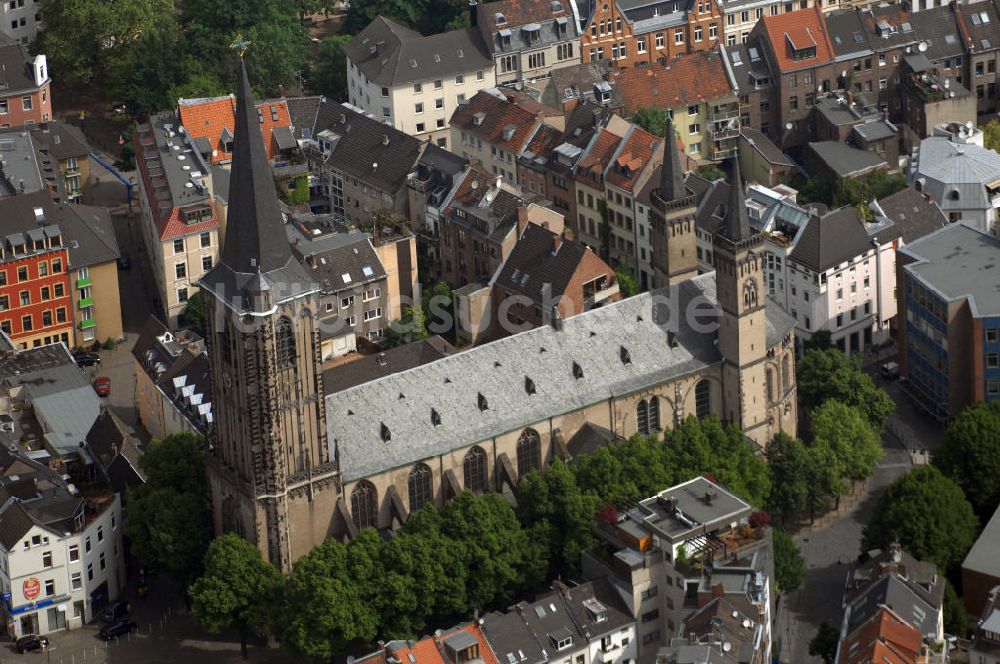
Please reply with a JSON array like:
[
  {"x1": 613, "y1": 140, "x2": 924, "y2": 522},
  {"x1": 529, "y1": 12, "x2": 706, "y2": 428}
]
[
  {"x1": 889, "y1": 541, "x2": 902, "y2": 563},
  {"x1": 552, "y1": 233, "x2": 562, "y2": 254},
  {"x1": 517, "y1": 206, "x2": 529, "y2": 236},
  {"x1": 383, "y1": 134, "x2": 390, "y2": 146},
  {"x1": 469, "y1": 0, "x2": 478, "y2": 27}
]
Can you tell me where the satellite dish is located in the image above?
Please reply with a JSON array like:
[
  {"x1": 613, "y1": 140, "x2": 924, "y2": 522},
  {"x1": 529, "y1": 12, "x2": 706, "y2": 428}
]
[
  {"x1": 212, "y1": 149, "x2": 219, "y2": 157},
  {"x1": 966, "y1": 120, "x2": 975, "y2": 129},
  {"x1": 785, "y1": 122, "x2": 793, "y2": 131},
  {"x1": 723, "y1": 643, "x2": 732, "y2": 653},
  {"x1": 918, "y1": 41, "x2": 928, "y2": 52}
]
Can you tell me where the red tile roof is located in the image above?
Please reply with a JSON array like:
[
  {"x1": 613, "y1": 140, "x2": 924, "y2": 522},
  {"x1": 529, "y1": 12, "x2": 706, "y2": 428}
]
[
  {"x1": 838, "y1": 607, "x2": 923, "y2": 664},
  {"x1": 605, "y1": 126, "x2": 661, "y2": 192},
  {"x1": 444, "y1": 164, "x2": 496, "y2": 214},
  {"x1": 450, "y1": 89, "x2": 541, "y2": 153},
  {"x1": 178, "y1": 96, "x2": 292, "y2": 163},
  {"x1": 614, "y1": 50, "x2": 736, "y2": 115},
  {"x1": 762, "y1": 5, "x2": 835, "y2": 72},
  {"x1": 577, "y1": 128, "x2": 623, "y2": 184}
]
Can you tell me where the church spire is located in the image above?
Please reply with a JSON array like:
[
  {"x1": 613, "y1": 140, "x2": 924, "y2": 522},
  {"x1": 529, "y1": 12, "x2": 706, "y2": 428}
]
[
  {"x1": 722, "y1": 156, "x2": 751, "y2": 242},
  {"x1": 219, "y1": 59, "x2": 293, "y2": 275},
  {"x1": 659, "y1": 118, "x2": 686, "y2": 202}
]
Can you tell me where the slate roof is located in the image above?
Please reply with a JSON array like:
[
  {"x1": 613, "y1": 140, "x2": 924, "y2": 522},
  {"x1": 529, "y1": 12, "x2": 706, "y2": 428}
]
[
  {"x1": 177, "y1": 95, "x2": 293, "y2": 163},
  {"x1": 543, "y1": 61, "x2": 623, "y2": 110},
  {"x1": 0, "y1": 501, "x2": 38, "y2": 550},
  {"x1": 284, "y1": 95, "x2": 322, "y2": 141},
  {"x1": 345, "y1": 17, "x2": 493, "y2": 87},
  {"x1": 61, "y1": 202, "x2": 121, "y2": 268},
  {"x1": 85, "y1": 409, "x2": 146, "y2": 492},
  {"x1": 740, "y1": 127, "x2": 796, "y2": 167},
  {"x1": 724, "y1": 41, "x2": 776, "y2": 96},
  {"x1": 495, "y1": 223, "x2": 594, "y2": 301},
  {"x1": 825, "y1": 9, "x2": 873, "y2": 59},
  {"x1": 846, "y1": 574, "x2": 939, "y2": 641},
  {"x1": 29, "y1": 123, "x2": 90, "y2": 161},
  {"x1": 847, "y1": 545, "x2": 944, "y2": 609},
  {"x1": 907, "y1": 6, "x2": 964, "y2": 62},
  {"x1": 870, "y1": 186, "x2": 946, "y2": 244},
  {"x1": 614, "y1": 50, "x2": 735, "y2": 115},
  {"x1": 762, "y1": 5, "x2": 836, "y2": 73},
  {"x1": 477, "y1": 0, "x2": 580, "y2": 55},
  {"x1": 327, "y1": 273, "x2": 795, "y2": 481},
  {"x1": 909, "y1": 137, "x2": 1000, "y2": 215},
  {"x1": 859, "y1": 5, "x2": 920, "y2": 53},
  {"x1": 789, "y1": 206, "x2": 872, "y2": 272},
  {"x1": 955, "y1": 1, "x2": 1000, "y2": 54},
  {"x1": 809, "y1": 141, "x2": 887, "y2": 177},
  {"x1": 292, "y1": 231, "x2": 386, "y2": 294},
  {"x1": 450, "y1": 88, "x2": 541, "y2": 153},
  {"x1": 313, "y1": 100, "x2": 424, "y2": 195},
  {"x1": 852, "y1": 120, "x2": 897, "y2": 143},
  {"x1": 0, "y1": 41, "x2": 46, "y2": 94}
]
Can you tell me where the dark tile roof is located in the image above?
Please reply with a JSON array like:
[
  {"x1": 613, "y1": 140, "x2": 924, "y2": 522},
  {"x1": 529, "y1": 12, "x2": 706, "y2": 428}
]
[
  {"x1": 30, "y1": 123, "x2": 90, "y2": 161},
  {"x1": 496, "y1": 223, "x2": 592, "y2": 301},
  {"x1": 871, "y1": 186, "x2": 947, "y2": 244},
  {"x1": 614, "y1": 50, "x2": 735, "y2": 115},
  {"x1": 908, "y1": 6, "x2": 964, "y2": 61},
  {"x1": 322, "y1": 335, "x2": 456, "y2": 394},
  {"x1": 477, "y1": 0, "x2": 579, "y2": 54},
  {"x1": 450, "y1": 89, "x2": 540, "y2": 153},
  {"x1": 0, "y1": 501, "x2": 37, "y2": 550},
  {"x1": 808, "y1": 140, "x2": 887, "y2": 178},
  {"x1": 0, "y1": 41, "x2": 44, "y2": 94},
  {"x1": 296, "y1": 234, "x2": 387, "y2": 294},
  {"x1": 825, "y1": 9, "x2": 873, "y2": 59},
  {"x1": 285, "y1": 95, "x2": 322, "y2": 141},
  {"x1": 62, "y1": 203, "x2": 121, "y2": 268},
  {"x1": 313, "y1": 101, "x2": 424, "y2": 195},
  {"x1": 85, "y1": 409, "x2": 146, "y2": 492},
  {"x1": 740, "y1": 127, "x2": 796, "y2": 167},
  {"x1": 956, "y1": 1, "x2": 1000, "y2": 53},
  {"x1": 859, "y1": 5, "x2": 920, "y2": 52},
  {"x1": 789, "y1": 206, "x2": 873, "y2": 272},
  {"x1": 566, "y1": 422, "x2": 624, "y2": 458},
  {"x1": 724, "y1": 41, "x2": 777, "y2": 96},
  {"x1": 345, "y1": 17, "x2": 493, "y2": 88}
]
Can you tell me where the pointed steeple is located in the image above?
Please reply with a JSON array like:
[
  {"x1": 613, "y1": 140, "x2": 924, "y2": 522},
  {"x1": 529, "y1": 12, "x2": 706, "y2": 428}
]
[
  {"x1": 220, "y1": 59, "x2": 293, "y2": 275},
  {"x1": 722, "y1": 156, "x2": 751, "y2": 242},
  {"x1": 659, "y1": 118, "x2": 687, "y2": 203}
]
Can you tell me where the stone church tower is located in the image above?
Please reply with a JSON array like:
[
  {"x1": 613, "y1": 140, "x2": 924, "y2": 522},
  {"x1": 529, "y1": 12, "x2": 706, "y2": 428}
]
[
  {"x1": 649, "y1": 119, "x2": 698, "y2": 288},
  {"x1": 713, "y1": 158, "x2": 771, "y2": 445},
  {"x1": 199, "y1": 60, "x2": 339, "y2": 572}
]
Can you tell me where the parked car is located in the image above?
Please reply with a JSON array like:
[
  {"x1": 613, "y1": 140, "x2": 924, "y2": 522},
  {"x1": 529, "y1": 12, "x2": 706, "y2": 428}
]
[
  {"x1": 99, "y1": 619, "x2": 137, "y2": 641},
  {"x1": 880, "y1": 361, "x2": 899, "y2": 379},
  {"x1": 102, "y1": 600, "x2": 131, "y2": 623},
  {"x1": 93, "y1": 376, "x2": 111, "y2": 397},
  {"x1": 72, "y1": 350, "x2": 102, "y2": 368},
  {"x1": 15, "y1": 634, "x2": 49, "y2": 653}
]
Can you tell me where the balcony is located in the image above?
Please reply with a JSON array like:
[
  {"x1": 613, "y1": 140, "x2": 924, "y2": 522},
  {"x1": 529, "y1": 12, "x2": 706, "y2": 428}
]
[
  {"x1": 78, "y1": 297, "x2": 94, "y2": 310},
  {"x1": 710, "y1": 108, "x2": 740, "y2": 122},
  {"x1": 708, "y1": 123, "x2": 740, "y2": 140},
  {"x1": 63, "y1": 167, "x2": 81, "y2": 177},
  {"x1": 585, "y1": 282, "x2": 621, "y2": 309},
  {"x1": 710, "y1": 146, "x2": 738, "y2": 160},
  {"x1": 79, "y1": 318, "x2": 96, "y2": 330},
  {"x1": 76, "y1": 276, "x2": 91, "y2": 288}
]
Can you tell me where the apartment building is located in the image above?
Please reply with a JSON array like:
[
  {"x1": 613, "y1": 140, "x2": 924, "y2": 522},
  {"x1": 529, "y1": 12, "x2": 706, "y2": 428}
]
[
  {"x1": 176, "y1": 95, "x2": 296, "y2": 166},
  {"x1": 0, "y1": 42, "x2": 49, "y2": 127},
  {"x1": 580, "y1": 477, "x2": 772, "y2": 664},
  {"x1": 721, "y1": 0, "x2": 816, "y2": 46},
  {"x1": 474, "y1": 0, "x2": 583, "y2": 85},
  {"x1": 615, "y1": 49, "x2": 741, "y2": 161},
  {"x1": 134, "y1": 113, "x2": 224, "y2": 327},
  {"x1": 0, "y1": 0, "x2": 40, "y2": 44},
  {"x1": 969, "y1": 585, "x2": 1000, "y2": 664},
  {"x1": 451, "y1": 88, "x2": 542, "y2": 185},
  {"x1": 657, "y1": 594, "x2": 771, "y2": 664},
  {"x1": 964, "y1": 506, "x2": 1000, "y2": 617},
  {"x1": 956, "y1": 0, "x2": 1000, "y2": 115},
  {"x1": 722, "y1": 42, "x2": 779, "y2": 137},
  {"x1": 574, "y1": 124, "x2": 626, "y2": 251},
  {"x1": 0, "y1": 123, "x2": 93, "y2": 203},
  {"x1": 896, "y1": 223, "x2": 1000, "y2": 419},
  {"x1": 345, "y1": 17, "x2": 496, "y2": 149}
]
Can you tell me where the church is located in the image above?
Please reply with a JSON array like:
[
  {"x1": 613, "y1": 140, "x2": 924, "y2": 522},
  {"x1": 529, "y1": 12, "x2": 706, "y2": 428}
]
[{"x1": 199, "y1": 61, "x2": 798, "y2": 573}]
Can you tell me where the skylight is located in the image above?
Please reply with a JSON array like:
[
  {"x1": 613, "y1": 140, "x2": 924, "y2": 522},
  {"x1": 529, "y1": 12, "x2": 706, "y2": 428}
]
[
  {"x1": 341, "y1": 272, "x2": 351, "y2": 283},
  {"x1": 362, "y1": 265, "x2": 374, "y2": 277}
]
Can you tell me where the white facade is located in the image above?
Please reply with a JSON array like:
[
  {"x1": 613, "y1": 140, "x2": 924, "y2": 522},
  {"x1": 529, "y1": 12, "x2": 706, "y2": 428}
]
[
  {"x1": 0, "y1": 495, "x2": 125, "y2": 638},
  {"x1": 586, "y1": 621, "x2": 638, "y2": 664},
  {"x1": 347, "y1": 61, "x2": 497, "y2": 150},
  {"x1": 0, "y1": 0, "x2": 41, "y2": 45}
]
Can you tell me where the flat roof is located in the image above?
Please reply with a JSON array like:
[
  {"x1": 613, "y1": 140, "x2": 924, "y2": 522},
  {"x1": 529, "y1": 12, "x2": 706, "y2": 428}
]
[{"x1": 631, "y1": 476, "x2": 752, "y2": 541}]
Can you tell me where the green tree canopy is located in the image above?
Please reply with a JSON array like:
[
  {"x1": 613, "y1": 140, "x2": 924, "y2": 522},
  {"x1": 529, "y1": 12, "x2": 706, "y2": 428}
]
[
  {"x1": 811, "y1": 399, "x2": 883, "y2": 485},
  {"x1": 384, "y1": 305, "x2": 430, "y2": 348},
  {"x1": 796, "y1": 171, "x2": 907, "y2": 208},
  {"x1": 809, "y1": 621, "x2": 840, "y2": 664},
  {"x1": 630, "y1": 107, "x2": 669, "y2": 137},
  {"x1": 984, "y1": 119, "x2": 1000, "y2": 152},
  {"x1": 765, "y1": 432, "x2": 811, "y2": 527},
  {"x1": 933, "y1": 400, "x2": 1000, "y2": 519},
  {"x1": 696, "y1": 164, "x2": 725, "y2": 181},
  {"x1": 797, "y1": 347, "x2": 894, "y2": 430},
  {"x1": 615, "y1": 267, "x2": 639, "y2": 297},
  {"x1": 862, "y1": 466, "x2": 979, "y2": 571},
  {"x1": 310, "y1": 35, "x2": 351, "y2": 101},
  {"x1": 190, "y1": 535, "x2": 283, "y2": 659},
  {"x1": 943, "y1": 580, "x2": 968, "y2": 637},
  {"x1": 124, "y1": 432, "x2": 212, "y2": 586},
  {"x1": 772, "y1": 528, "x2": 805, "y2": 591},
  {"x1": 804, "y1": 442, "x2": 845, "y2": 521}
]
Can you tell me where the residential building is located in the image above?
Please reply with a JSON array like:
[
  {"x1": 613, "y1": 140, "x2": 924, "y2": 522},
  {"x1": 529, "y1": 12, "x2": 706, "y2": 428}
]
[
  {"x1": 83, "y1": 409, "x2": 146, "y2": 495},
  {"x1": 134, "y1": 112, "x2": 225, "y2": 327},
  {"x1": 908, "y1": 123, "x2": 1000, "y2": 234},
  {"x1": 907, "y1": 7, "x2": 966, "y2": 85},
  {"x1": 200, "y1": 60, "x2": 797, "y2": 571},
  {"x1": 474, "y1": 0, "x2": 583, "y2": 85},
  {"x1": 0, "y1": 194, "x2": 72, "y2": 349},
  {"x1": 900, "y1": 58, "x2": 976, "y2": 137},
  {"x1": 530, "y1": 62, "x2": 625, "y2": 114},
  {"x1": 838, "y1": 543, "x2": 946, "y2": 659},
  {"x1": 357, "y1": 622, "x2": 501, "y2": 664},
  {"x1": 451, "y1": 88, "x2": 542, "y2": 185},
  {"x1": 737, "y1": 127, "x2": 798, "y2": 187},
  {"x1": 805, "y1": 140, "x2": 888, "y2": 180},
  {"x1": 895, "y1": 223, "x2": 1000, "y2": 420},
  {"x1": 176, "y1": 95, "x2": 297, "y2": 166},
  {"x1": 722, "y1": 42, "x2": 779, "y2": 137},
  {"x1": 306, "y1": 101, "x2": 424, "y2": 227},
  {"x1": 811, "y1": 93, "x2": 900, "y2": 168},
  {"x1": 489, "y1": 217, "x2": 619, "y2": 336},
  {"x1": 581, "y1": 477, "x2": 774, "y2": 663},
  {"x1": 955, "y1": 0, "x2": 1000, "y2": 116},
  {"x1": 131, "y1": 316, "x2": 212, "y2": 442},
  {"x1": 407, "y1": 143, "x2": 471, "y2": 283},
  {"x1": 61, "y1": 203, "x2": 123, "y2": 346},
  {"x1": 15, "y1": 123, "x2": 92, "y2": 203},
  {"x1": 614, "y1": 50, "x2": 741, "y2": 162},
  {"x1": 963, "y1": 504, "x2": 1000, "y2": 617},
  {"x1": 970, "y1": 585, "x2": 1000, "y2": 664},
  {"x1": 345, "y1": 17, "x2": 495, "y2": 149},
  {"x1": 0, "y1": 42, "x2": 49, "y2": 127},
  {"x1": 0, "y1": 2, "x2": 41, "y2": 45},
  {"x1": 0, "y1": 130, "x2": 48, "y2": 198},
  {"x1": 721, "y1": 0, "x2": 816, "y2": 47},
  {"x1": 836, "y1": 606, "x2": 928, "y2": 664},
  {"x1": 657, "y1": 594, "x2": 771, "y2": 664}
]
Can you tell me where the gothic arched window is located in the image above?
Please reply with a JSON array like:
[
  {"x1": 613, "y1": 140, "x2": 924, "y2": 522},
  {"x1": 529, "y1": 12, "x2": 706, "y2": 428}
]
[
  {"x1": 648, "y1": 396, "x2": 661, "y2": 432},
  {"x1": 275, "y1": 316, "x2": 296, "y2": 369},
  {"x1": 637, "y1": 400, "x2": 649, "y2": 436},
  {"x1": 695, "y1": 380, "x2": 711, "y2": 419},
  {"x1": 407, "y1": 464, "x2": 433, "y2": 513},
  {"x1": 463, "y1": 446, "x2": 488, "y2": 494},
  {"x1": 766, "y1": 368, "x2": 775, "y2": 403},
  {"x1": 782, "y1": 354, "x2": 791, "y2": 393},
  {"x1": 351, "y1": 481, "x2": 377, "y2": 530},
  {"x1": 742, "y1": 281, "x2": 758, "y2": 309},
  {"x1": 516, "y1": 429, "x2": 542, "y2": 477}
]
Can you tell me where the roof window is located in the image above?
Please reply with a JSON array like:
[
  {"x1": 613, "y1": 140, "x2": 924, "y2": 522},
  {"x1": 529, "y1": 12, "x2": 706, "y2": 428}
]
[
  {"x1": 572, "y1": 361, "x2": 584, "y2": 379},
  {"x1": 477, "y1": 392, "x2": 489, "y2": 411},
  {"x1": 380, "y1": 422, "x2": 391, "y2": 442},
  {"x1": 525, "y1": 376, "x2": 536, "y2": 395}
]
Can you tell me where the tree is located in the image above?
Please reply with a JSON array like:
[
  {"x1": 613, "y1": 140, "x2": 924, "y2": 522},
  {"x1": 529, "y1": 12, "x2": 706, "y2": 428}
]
[
  {"x1": 615, "y1": 267, "x2": 639, "y2": 297},
  {"x1": 517, "y1": 460, "x2": 601, "y2": 579},
  {"x1": 765, "y1": 432, "x2": 810, "y2": 527},
  {"x1": 943, "y1": 580, "x2": 968, "y2": 637},
  {"x1": 934, "y1": 401, "x2": 1000, "y2": 519},
  {"x1": 835, "y1": 171, "x2": 907, "y2": 207},
  {"x1": 310, "y1": 35, "x2": 351, "y2": 101},
  {"x1": 422, "y1": 282, "x2": 454, "y2": 339},
  {"x1": 696, "y1": 164, "x2": 725, "y2": 181},
  {"x1": 803, "y1": 329, "x2": 833, "y2": 351},
  {"x1": 811, "y1": 400, "x2": 883, "y2": 487},
  {"x1": 343, "y1": 0, "x2": 424, "y2": 34},
  {"x1": 124, "y1": 433, "x2": 212, "y2": 586},
  {"x1": 190, "y1": 535, "x2": 283, "y2": 659},
  {"x1": 797, "y1": 347, "x2": 894, "y2": 430},
  {"x1": 181, "y1": 290, "x2": 207, "y2": 336},
  {"x1": 33, "y1": 0, "x2": 175, "y2": 87},
  {"x1": 804, "y1": 442, "x2": 844, "y2": 522},
  {"x1": 772, "y1": 528, "x2": 805, "y2": 592},
  {"x1": 809, "y1": 621, "x2": 840, "y2": 664},
  {"x1": 631, "y1": 107, "x2": 668, "y2": 137},
  {"x1": 384, "y1": 305, "x2": 429, "y2": 348},
  {"x1": 279, "y1": 532, "x2": 382, "y2": 661},
  {"x1": 862, "y1": 466, "x2": 979, "y2": 571},
  {"x1": 984, "y1": 119, "x2": 1000, "y2": 153}
]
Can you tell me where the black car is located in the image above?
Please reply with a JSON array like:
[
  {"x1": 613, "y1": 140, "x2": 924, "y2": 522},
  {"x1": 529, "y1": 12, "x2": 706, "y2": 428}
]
[
  {"x1": 72, "y1": 350, "x2": 102, "y2": 368},
  {"x1": 102, "y1": 600, "x2": 131, "y2": 623},
  {"x1": 15, "y1": 634, "x2": 49, "y2": 653},
  {"x1": 99, "y1": 619, "x2": 137, "y2": 641}
]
